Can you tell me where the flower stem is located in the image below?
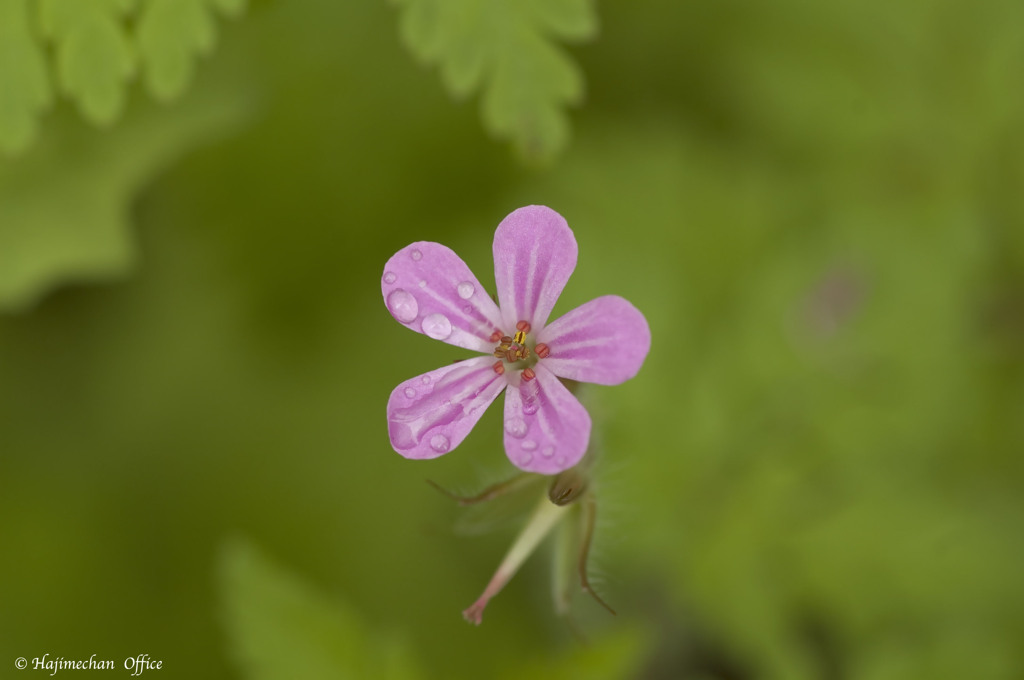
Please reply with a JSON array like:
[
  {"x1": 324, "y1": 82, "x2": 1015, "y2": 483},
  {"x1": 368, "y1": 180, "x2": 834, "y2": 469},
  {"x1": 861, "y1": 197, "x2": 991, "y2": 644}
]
[{"x1": 462, "y1": 496, "x2": 569, "y2": 625}]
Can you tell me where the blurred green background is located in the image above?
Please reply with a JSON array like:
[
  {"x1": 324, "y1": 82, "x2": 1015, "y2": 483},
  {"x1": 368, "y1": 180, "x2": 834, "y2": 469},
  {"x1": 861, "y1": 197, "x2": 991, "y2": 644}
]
[{"x1": 2, "y1": 0, "x2": 1023, "y2": 678}]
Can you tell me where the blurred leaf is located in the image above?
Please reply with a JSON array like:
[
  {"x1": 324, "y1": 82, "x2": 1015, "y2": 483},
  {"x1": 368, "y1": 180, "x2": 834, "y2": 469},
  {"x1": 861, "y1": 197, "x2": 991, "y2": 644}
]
[
  {"x1": 136, "y1": 0, "x2": 245, "y2": 101},
  {"x1": 0, "y1": 0, "x2": 245, "y2": 157},
  {"x1": 496, "y1": 624, "x2": 648, "y2": 680},
  {"x1": 0, "y1": 87, "x2": 251, "y2": 311},
  {"x1": 392, "y1": 0, "x2": 596, "y2": 161},
  {"x1": 220, "y1": 539, "x2": 424, "y2": 680},
  {"x1": 0, "y1": 0, "x2": 53, "y2": 154},
  {"x1": 40, "y1": 0, "x2": 136, "y2": 125}
]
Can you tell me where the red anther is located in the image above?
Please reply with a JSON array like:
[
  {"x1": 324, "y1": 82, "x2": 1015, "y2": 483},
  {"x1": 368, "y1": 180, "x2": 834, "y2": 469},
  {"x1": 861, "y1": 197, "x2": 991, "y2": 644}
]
[
  {"x1": 489, "y1": 331, "x2": 503, "y2": 343},
  {"x1": 522, "y1": 367, "x2": 536, "y2": 382},
  {"x1": 516, "y1": 320, "x2": 531, "y2": 333},
  {"x1": 492, "y1": 361, "x2": 505, "y2": 375},
  {"x1": 534, "y1": 343, "x2": 550, "y2": 358}
]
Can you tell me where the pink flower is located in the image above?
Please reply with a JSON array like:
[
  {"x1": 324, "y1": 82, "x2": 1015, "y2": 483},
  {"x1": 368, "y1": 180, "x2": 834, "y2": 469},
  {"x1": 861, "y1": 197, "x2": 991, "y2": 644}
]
[{"x1": 382, "y1": 205, "x2": 650, "y2": 475}]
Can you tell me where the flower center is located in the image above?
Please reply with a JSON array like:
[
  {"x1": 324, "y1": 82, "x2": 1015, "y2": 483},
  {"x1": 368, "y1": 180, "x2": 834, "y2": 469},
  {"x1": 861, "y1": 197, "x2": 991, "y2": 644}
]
[{"x1": 490, "y1": 321, "x2": 550, "y2": 381}]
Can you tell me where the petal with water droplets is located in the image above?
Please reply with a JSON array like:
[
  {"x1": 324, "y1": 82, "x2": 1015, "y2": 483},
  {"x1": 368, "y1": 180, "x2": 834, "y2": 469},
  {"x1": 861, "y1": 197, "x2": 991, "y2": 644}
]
[
  {"x1": 387, "y1": 357, "x2": 506, "y2": 460},
  {"x1": 503, "y1": 364, "x2": 590, "y2": 474},
  {"x1": 382, "y1": 242, "x2": 503, "y2": 352}
]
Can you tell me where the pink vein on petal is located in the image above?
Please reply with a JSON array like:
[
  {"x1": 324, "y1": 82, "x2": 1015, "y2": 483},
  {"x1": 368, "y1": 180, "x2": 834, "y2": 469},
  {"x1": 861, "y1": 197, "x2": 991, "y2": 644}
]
[
  {"x1": 493, "y1": 206, "x2": 577, "y2": 331},
  {"x1": 539, "y1": 295, "x2": 651, "y2": 385}
]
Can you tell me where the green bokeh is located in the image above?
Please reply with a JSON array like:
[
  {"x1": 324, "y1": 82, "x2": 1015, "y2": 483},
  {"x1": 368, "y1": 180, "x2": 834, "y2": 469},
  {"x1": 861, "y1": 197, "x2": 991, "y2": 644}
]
[{"x1": 2, "y1": 1, "x2": 1022, "y2": 678}]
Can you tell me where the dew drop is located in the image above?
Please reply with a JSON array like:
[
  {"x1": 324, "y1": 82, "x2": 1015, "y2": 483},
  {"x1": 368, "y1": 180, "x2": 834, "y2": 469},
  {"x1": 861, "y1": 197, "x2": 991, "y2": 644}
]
[
  {"x1": 410, "y1": 249, "x2": 423, "y2": 261},
  {"x1": 418, "y1": 280, "x2": 427, "y2": 288},
  {"x1": 542, "y1": 445, "x2": 555, "y2": 458},
  {"x1": 504, "y1": 417, "x2": 528, "y2": 438},
  {"x1": 421, "y1": 313, "x2": 452, "y2": 340},
  {"x1": 556, "y1": 456, "x2": 567, "y2": 467},
  {"x1": 522, "y1": 400, "x2": 539, "y2": 416},
  {"x1": 522, "y1": 439, "x2": 537, "y2": 451},
  {"x1": 421, "y1": 376, "x2": 431, "y2": 385},
  {"x1": 383, "y1": 271, "x2": 397, "y2": 284},
  {"x1": 386, "y1": 289, "x2": 418, "y2": 323},
  {"x1": 429, "y1": 434, "x2": 450, "y2": 453},
  {"x1": 463, "y1": 305, "x2": 473, "y2": 314},
  {"x1": 519, "y1": 453, "x2": 534, "y2": 466},
  {"x1": 403, "y1": 387, "x2": 417, "y2": 399},
  {"x1": 457, "y1": 281, "x2": 475, "y2": 299}
]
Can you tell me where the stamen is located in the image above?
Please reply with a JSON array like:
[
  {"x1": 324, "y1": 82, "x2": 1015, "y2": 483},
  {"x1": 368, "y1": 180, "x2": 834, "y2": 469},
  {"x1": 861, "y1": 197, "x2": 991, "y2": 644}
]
[
  {"x1": 516, "y1": 320, "x2": 531, "y2": 333},
  {"x1": 522, "y1": 367, "x2": 536, "y2": 382},
  {"x1": 492, "y1": 326, "x2": 533, "y2": 368},
  {"x1": 489, "y1": 331, "x2": 503, "y2": 343},
  {"x1": 534, "y1": 343, "x2": 550, "y2": 358},
  {"x1": 492, "y1": 361, "x2": 505, "y2": 375}
]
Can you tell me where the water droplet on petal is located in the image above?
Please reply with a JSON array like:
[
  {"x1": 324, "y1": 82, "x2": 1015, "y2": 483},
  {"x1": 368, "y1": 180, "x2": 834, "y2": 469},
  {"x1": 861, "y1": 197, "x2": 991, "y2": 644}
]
[
  {"x1": 410, "y1": 249, "x2": 422, "y2": 261},
  {"x1": 463, "y1": 305, "x2": 473, "y2": 314},
  {"x1": 519, "y1": 453, "x2": 534, "y2": 466},
  {"x1": 504, "y1": 417, "x2": 528, "y2": 438},
  {"x1": 522, "y1": 439, "x2": 537, "y2": 451},
  {"x1": 421, "y1": 313, "x2": 452, "y2": 340},
  {"x1": 522, "y1": 400, "x2": 539, "y2": 416},
  {"x1": 421, "y1": 375, "x2": 431, "y2": 384},
  {"x1": 457, "y1": 281, "x2": 475, "y2": 299},
  {"x1": 383, "y1": 271, "x2": 397, "y2": 284},
  {"x1": 556, "y1": 456, "x2": 567, "y2": 467},
  {"x1": 386, "y1": 289, "x2": 418, "y2": 323},
  {"x1": 429, "y1": 434, "x2": 450, "y2": 453},
  {"x1": 418, "y1": 280, "x2": 427, "y2": 288},
  {"x1": 404, "y1": 387, "x2": 417, "y2": 399},
  {"x1": 542, "y1": 445, "x2": 555, "y2": 458}
]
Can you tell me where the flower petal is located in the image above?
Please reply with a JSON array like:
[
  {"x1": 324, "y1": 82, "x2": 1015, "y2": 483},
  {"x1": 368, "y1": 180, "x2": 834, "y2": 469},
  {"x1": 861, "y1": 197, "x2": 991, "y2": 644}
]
[
  {"x1": 387, "y1": 357, "x2": 507, "y2": 460},
  {"x1": 502, "y1": 364, "x2": 591, "y2": 474},
  {"x1": 538, "y1": 295, "x2": 651, "y2": 385},
  {"x1": 492, "y1": 206, "x2": 578, "y2": 331},
  {"x1": 383, "y1": 242, "x2": 504, "y2": 352}
]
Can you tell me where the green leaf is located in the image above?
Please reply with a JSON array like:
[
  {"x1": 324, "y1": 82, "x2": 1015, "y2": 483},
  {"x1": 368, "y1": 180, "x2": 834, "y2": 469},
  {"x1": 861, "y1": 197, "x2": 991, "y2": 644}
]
[
  {"x1": 0, "y1": 0, "x2": 53, "y2": 154},
  {"x1": 393, "y1": 0, "x2": 596, "y2": 161},
  {"x1": 39, "y1": 0, "x2": 136, "y2": 125},
  {"x1": 0, "y1": 86, "x2": 251, "y2": 311},
  {"x1": 136, "y1": 0, "x2": 245, "y2": 101},
  {"x1": 219, "y1": 539, "x2": 424, "y2": 680}
]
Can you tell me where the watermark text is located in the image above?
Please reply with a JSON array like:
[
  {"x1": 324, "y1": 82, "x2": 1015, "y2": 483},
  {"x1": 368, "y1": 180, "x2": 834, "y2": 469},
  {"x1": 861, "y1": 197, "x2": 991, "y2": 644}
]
[{"x1": 14, "y1": 654, "x2": 163, "y2": 677}]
